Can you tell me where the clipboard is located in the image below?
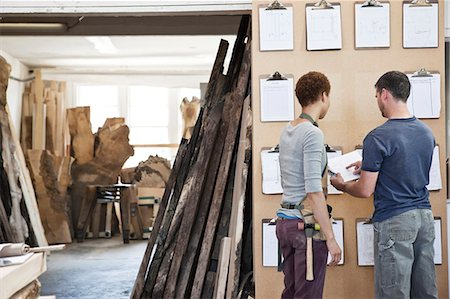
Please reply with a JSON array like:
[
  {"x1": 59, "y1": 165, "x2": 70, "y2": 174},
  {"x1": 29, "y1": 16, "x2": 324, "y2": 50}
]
[
  {"x1": 326, "y1": 146, "x2": 343, "y2": 195},
  {"x1": 327, "y1": 218, "x2": 345, "y2": 265},
  {"x1": 426, "y1": 145, "x2": 442, "y2": 191},
  {"x1": 402, "y1": 0, "x2": 438, "y2": 48},
  {"x1": 433, "y1": 216, "x2": 442, "y2": 265},
  {"x1": 305, "y1": 1, "x2": 342, "y2": 51},
  {"x1": 260, "y1": 72, "x2": 295, "y2": 122},
  {"x1": 262, "y1": 218, "x2": 282, "y2": 268},
  {"x1": 354, "y1": 1, "x2": 390, "y2": 49},
  {"x1": 261, "y1": 146, "x2": 283, "y2": 194},
  {"x1": 259, "y1": 1, "x2": 294, "y2": 51},
  {"x1": 405, "y1": 68, "x2": 440, "y2": 119},
  {"x1": 356, "y1": 218, "x2": 374, "y2": 266}
]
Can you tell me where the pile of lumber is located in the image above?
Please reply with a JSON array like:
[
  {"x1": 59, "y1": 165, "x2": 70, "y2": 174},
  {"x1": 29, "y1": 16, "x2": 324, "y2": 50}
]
[
  {"x1": 20, "y1": 69, "x2": 68, "y2": 156},
  {"x1": 19, "y1": 70, "x2": 72, "y2": 244},
  {"x1": 0, "y1": 56, "x2": 47, "y2": 247},
  {"x1": 132, "y1": 16, "x2": 253, "y2": 299}
]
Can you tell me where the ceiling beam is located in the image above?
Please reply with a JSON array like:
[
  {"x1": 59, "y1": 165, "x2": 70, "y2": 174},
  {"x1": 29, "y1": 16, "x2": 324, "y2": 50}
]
[{"x1": 0, "y1": 1, "x2": 251, "y2": 15}]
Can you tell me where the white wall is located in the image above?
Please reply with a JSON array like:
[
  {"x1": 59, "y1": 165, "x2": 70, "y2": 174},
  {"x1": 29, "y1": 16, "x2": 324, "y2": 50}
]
[{"x1": 0, "y1": 50, "x2": 29, "y2": 136}]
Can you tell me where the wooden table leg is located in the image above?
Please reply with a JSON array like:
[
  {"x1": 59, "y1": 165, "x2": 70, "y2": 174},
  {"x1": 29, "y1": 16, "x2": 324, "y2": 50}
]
[
  {"x1": 75, "y1": 186, "x2": 97, "y2": 242},
  {"x1": 120, "y1": 187, "x2": 131, "y2": 243}
]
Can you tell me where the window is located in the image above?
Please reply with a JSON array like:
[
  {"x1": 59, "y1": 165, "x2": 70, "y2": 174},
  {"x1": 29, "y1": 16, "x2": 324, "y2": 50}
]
[
  {"x1": 75, "y1": 84, "x2": 201, "y2": 168},
  {"x1": 77, "y1": 85, "x2": 120, "y2": 131}
]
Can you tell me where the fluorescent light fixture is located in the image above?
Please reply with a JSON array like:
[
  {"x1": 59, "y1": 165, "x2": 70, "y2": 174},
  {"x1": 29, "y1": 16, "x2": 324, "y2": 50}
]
[
  {"x1": 85, "y1": 36, "x2": 119, "y2": 54},
  {"x1": 0, "y1": 23, "x2": 67, "y2": 31}
]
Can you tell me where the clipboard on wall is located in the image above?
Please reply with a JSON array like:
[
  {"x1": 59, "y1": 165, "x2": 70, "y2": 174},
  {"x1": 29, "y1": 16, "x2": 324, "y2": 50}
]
[
  {"x1": 262, "y1": 218, "x2": 282, "y2": 268},
  {"x1": 354, "y1": 1, "x2": 390, "y2": 49},
  {"x1": 327, "y1": 218, "x2": 345, "y2": 265},
  {"x1": 426, "y1": 145, "x2": 442, "y2": 191},
  {"x1": 259, "y1": 1, "x2": 294, "y2": 51},
  {"x1": 356, "y1": 218, "x2": 374, "y2": 266},
  {"x1": 434, "y1": 216, "x2": 442, "y2": 265},
  {"x1": 261, "y1": 146, "x2": 283, "y2": 194},
  {"x1": 403, "y1": 0, "x2": 439, "y2": 48},
  {"x1": 260, "y1": 71, "x2": 295, "y2": 122},
  {"x1": 305, "y1": 0, "x2": 342, "y2": 51},
  {"x1": 405, "y1": 68, "x2": 441, "y2": 119}
]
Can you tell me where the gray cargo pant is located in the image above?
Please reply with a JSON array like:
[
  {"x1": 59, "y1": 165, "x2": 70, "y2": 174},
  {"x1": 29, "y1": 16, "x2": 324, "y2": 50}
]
[{"x1": 373, "y1": 209, "x2": 438, "y2": 299}]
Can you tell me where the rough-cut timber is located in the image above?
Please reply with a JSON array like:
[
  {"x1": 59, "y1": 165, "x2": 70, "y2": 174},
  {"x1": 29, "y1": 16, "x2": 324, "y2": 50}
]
[
  {"x1": 27, "y1": 149, "x2": 71, "y2": 244},
  {"x1": 191, "y1": 27, "x2": 251, "y2": 298},
  {"x1": 130, "y1": 139, "x2": 188, "y2": 299},
  {"x1": 70, "y1": 115, "x2": 133, "y2": 227}
]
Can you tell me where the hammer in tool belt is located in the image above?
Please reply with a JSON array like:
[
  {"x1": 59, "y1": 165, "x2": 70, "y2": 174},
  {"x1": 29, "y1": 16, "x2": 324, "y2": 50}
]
[{"x1": 298, "y1": 221, "x2": 321, "y2": 281}]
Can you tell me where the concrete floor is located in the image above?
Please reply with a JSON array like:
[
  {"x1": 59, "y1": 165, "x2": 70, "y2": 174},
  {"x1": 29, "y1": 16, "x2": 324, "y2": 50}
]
[{"x1": 39, "y1": 237, "x2": 148, "y2": 299}]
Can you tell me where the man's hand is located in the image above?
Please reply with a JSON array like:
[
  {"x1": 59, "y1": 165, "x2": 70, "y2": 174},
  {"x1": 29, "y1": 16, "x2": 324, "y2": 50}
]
[
  {"x1": 326, "y1": 237, "x2": 341, "y2": 266},
  {"x1": 330, "y1": 173, "x2": 345, "y2": 192},
  {"x1": 346, "y1": 161, "x2": 362, "y2": 175}
]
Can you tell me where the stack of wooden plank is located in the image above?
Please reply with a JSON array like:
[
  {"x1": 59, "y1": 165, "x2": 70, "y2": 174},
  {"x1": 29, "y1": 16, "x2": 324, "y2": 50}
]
[
  {"x1": 131, "y1": 16, "x2": 253, "y2": 299},
  {"x1": 20, "y1": 70, "x2": 68, "y2": 156},
  {"x1": 0, "y1": 56, "x2": 48, "y2": 247},
  {"x1": 18, "y1": 70, "x2": 74, "y2": 244}
]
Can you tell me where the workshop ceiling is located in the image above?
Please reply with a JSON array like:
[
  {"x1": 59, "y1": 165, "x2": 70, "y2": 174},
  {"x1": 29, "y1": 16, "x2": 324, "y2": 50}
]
[{"x1": 0, "y1": 15, "x2": 242, "y2": 76}]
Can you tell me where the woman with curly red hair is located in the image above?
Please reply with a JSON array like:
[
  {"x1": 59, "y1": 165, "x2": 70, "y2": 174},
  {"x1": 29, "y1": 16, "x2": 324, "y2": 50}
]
[{"x1": 276, "y1": 71, "x2": 341, "y2": 299}]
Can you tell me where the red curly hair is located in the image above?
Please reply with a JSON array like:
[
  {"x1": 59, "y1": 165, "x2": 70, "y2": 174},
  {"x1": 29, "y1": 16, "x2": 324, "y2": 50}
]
[{"x1": 295, "y1": 71, "x2": 330, "y2": 107}]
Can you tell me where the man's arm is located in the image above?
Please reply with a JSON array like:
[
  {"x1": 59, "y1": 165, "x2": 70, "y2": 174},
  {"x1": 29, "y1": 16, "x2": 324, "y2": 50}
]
[{"x1": 330, "y1": 170, "x2": 379, "y2": 198}]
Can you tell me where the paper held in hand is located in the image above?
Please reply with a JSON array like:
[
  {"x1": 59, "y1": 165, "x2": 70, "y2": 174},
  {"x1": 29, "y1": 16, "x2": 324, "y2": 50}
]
[{"x1": 328, "y1": 150, "x2": 362, "y2": 182}]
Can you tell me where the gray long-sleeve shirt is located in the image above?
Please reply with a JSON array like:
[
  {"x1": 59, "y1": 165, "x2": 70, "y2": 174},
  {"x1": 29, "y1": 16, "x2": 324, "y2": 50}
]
[{"x1": 277, "y1": 122, "x2": 327, "y2": 218}]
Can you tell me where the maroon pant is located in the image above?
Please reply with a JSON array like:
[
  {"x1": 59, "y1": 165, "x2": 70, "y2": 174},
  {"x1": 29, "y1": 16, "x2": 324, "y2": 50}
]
[{"x1": 276, "y1": 218, "x2": 328, "y2": 299}]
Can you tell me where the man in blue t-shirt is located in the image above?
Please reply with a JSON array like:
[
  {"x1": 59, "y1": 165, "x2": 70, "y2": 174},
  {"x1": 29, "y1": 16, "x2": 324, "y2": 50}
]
[{"x1": 331, "y1": 71, "x2": 438, "y2": 299}]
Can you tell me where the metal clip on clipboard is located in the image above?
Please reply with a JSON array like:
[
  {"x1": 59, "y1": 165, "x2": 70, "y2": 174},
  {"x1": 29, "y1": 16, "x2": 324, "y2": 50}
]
[
  {"x1": 412, "y1": 67, "x2": 433, "y2": 77},
  {"x1": 410, "y1": 0, "x2": 432, "y2": 7},
  {"x1": 266, "y1": 0, "x2": 287, "y2": 10},
  {"x1": 361, "y1": 0, "x2": 382, "y2": 7},
  {"x1": 267, "y1": 71, "x2": 288, "y2": 81},
  {"x1": 267, "y1": 71, "x2": 287, "y2": 80},
  {"x1": 313, "y1": 0, "x2": 334, "y2": 9}
]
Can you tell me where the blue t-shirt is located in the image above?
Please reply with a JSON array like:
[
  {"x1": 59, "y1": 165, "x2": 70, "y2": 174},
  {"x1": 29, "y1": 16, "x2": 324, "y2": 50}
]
[{"x1": 361, "y1": 117, "x2": 435, "y2": 222}]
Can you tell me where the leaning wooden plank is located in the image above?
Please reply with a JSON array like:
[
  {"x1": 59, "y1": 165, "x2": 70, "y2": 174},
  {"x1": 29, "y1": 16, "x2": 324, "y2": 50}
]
[
  {"x1": 226, "y1": 16, "x2": 251, "y2": 90},
  {"x1": 6, "y1": 105, "x2": 48, "y2": 247},
  {"x1": 27, "y1": 150, "x2": 71, "y2": 244},
  {"x1": 66, "y1": 107, "x2": 94, "y2": 164},
  {"x1": 213, "y1": 237, "x2": 232, "y2": 299},
  {"x1": 0, "y1": 58, "x2": 26, "y2": 242},
  {"x1": 0, "y1": 193, "x2": 16, "y2": 242},
  {"x1": 44, "y1": 90, "x2": 56, "y2": 153},
  {"x1": 31, "y1": 70, "x2": 45, "y2": 150},
  {"x1": 142, "y1": 109, "x2": 205, "y2": 298},
  {"x1": 202, "y1": 140, "x2": 238, "y2": 299},
  {"x1": 20, "y1": 92, "x2": 32, "y2": 151},
  {"x1": 203, "y1": 39, "x2": 229, "y2": 110},
  {"x1": 226, "y1": 96, "x2": 251, "y2": 299},
  {"x1": 130, "y1": 138, "x2": 188, "y2": 299},
  {"x1": 174, "y1": 121, "x2": 227, "y2": 299},
  {"x1": 161, "y1": 102, "x2": 223, "y2": 299},
  {"x1": 191, "y1": 30, "x2": 251, "y2": 299},
  {"x1": 54, "y1": 92, "x2": 64, "y2": 156}
]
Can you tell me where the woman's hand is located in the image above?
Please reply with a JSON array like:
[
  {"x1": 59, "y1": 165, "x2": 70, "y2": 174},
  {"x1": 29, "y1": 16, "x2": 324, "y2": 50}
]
[{"x1": 326, "y1": 237, "x2": 341, "y2": 266}]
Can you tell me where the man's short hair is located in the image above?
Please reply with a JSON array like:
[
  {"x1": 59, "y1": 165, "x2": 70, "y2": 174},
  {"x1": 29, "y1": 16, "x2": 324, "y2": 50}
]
[
  {"x1": 295, "y1": 71, "x2": 330, "y2": 107},
  {"x1": 375, "y1": 71, "x2": 411, "y2": 102}
]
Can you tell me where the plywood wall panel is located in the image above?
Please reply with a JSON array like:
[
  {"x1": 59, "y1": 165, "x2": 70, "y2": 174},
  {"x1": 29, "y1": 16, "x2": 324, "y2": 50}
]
[{"x1": 252, "y1": 1, "x2": 447, "y2": 298}]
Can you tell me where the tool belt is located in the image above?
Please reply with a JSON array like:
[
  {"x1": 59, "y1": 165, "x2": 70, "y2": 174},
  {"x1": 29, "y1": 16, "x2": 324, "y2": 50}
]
[{"x1": 281, "y1": 200, "x2": 332, "y2": 241}]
